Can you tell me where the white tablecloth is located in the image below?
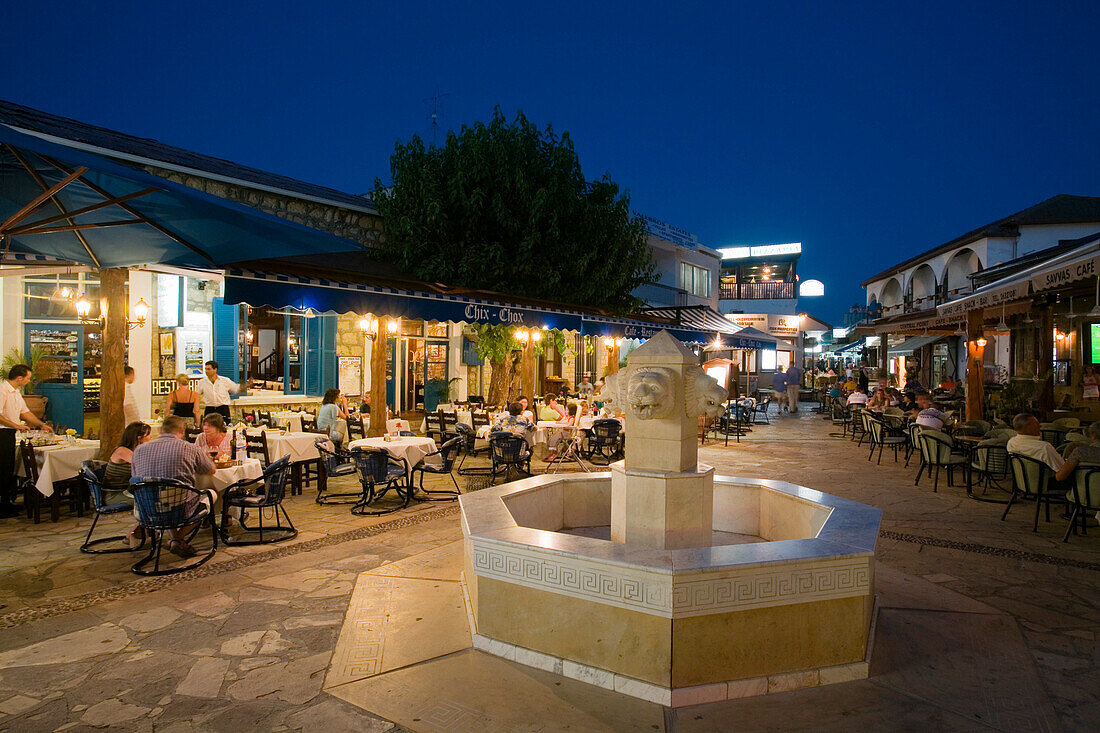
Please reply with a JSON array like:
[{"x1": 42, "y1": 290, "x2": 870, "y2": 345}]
[
  {"x1": 271, "y1": 411, "x2": 306, "y2": 432},
  {"x1": 17, "y1": 439, "x2": 100, "y2": 497},
  {"x1": 197, "y1": 457, "x2": 264, "y2": 492},
  {"x1": 348, "y1": 436, "x2": 440, "y2": 476},
  {"x1": 386, "y1": 418, "x2": 412, "y2": 434},
  {"x1": 247, "y1": 429, "x2": 321, "y2": 463}
]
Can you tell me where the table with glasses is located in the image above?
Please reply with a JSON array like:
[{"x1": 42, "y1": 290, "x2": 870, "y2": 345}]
[
  {"x1": 17, "y1": 438, "x2": 100, "y2": 497},
  {"x1": 348, "y1": 436, "x2": 440, "y2": 477}
]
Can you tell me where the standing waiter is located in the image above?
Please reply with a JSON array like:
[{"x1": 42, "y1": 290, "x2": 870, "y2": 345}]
[
  {"x1": 197, "y1": 360, "x2": 242, "y2": 421},
  {"x1": 0, "y1": 365, "x2": 53, "y2": 516}
]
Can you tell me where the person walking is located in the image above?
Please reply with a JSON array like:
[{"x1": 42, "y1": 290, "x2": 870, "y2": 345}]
[
  {"x1": 197, "y1": 360, "x2": 242, "y2": 421},
  {"x1": 771, "y1": 366, "x2": 789, "y2": 413},
  {"x1": 785, "y1": 362, "x2": 804, "y2": 414}
]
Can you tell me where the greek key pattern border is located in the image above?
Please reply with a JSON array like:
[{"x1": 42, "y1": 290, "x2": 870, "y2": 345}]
[
  {"x1": 470, "y1": 540, "x2": 672, "y2": 614},
  {"x1": 671, "y1": 558, "x2": 871, "y2": 617},
  {"x1": 470, "y1": 540, "x2": 871, "y2": 618}
]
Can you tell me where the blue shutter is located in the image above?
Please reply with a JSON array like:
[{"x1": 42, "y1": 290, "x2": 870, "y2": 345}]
[
  {"x1": 304, "y1": 316, "x2": 322, "y2": 395},
  {"x1": 320, "y1": 314, "x2": 338, "y2": 393},
  {"x1": 212, "y1": 297, "x2": 239, "y2": 383}
]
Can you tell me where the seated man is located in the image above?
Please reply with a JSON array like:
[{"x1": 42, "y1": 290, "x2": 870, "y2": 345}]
[
  {"x1": 828, "y1": 382, "x2": 845, "y2": 401},
  {"x1": 1006, "y1": 413, "x2": 1065, "y2": 474},
  {"x1": 1055, "y1": 419, "x2": 1100, "y2": 481},
  {"x1": 492, "y1": 402, "x2": 534, "y2": 436},
  {"x1": 846, "y1": 387, "x2": 869, "y2": 406},
  {"x1": 131, "y1": 415, "x2": 217, "y2": 558},
  {"x1": 911, "y1": 390, "x2": 954, "y2": 430}
]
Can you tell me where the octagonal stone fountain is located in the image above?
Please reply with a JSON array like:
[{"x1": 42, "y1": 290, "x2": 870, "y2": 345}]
[{"x1": 460, "y1": 331, "x2": 881, "y2": 707}]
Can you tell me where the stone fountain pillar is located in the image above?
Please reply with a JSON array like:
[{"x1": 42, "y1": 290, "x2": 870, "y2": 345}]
[{"x1": 609, "y1": 331, "x2": 715, "y2": 550}]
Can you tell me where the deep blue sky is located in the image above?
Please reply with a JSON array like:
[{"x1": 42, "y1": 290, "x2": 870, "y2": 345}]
[{"x1": 5, "y1": 1, "x2": 1099, "y2": 323}]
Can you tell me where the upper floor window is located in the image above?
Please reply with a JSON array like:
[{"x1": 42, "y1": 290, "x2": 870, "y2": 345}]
[{"x1": 680, "y1": 262, "x2": 711, "y2": 298}]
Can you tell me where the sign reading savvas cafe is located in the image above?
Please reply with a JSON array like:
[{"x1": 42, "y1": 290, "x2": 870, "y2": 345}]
[{"x1": 1031, "y1": 252, "x2": 1100, "y2": 292}]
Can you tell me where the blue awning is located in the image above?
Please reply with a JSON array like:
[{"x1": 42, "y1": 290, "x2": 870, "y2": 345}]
[
  {"x1": 224, "y1": 269, "x2": 588, "y2": 331},
  {"x1": 579, "y1": 315, "x2": 715, "y2": 344},
  {"x1": 723, "y1": 326, "x2": 779, "y2": 350},
  {"x1": 0, "y1": 124, "x2": 364, "y2": 268}
]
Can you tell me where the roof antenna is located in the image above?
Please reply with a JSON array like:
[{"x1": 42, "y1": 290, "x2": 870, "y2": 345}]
[{"x1": 423, "y1": 87, "x2": 450, "y2": 147}]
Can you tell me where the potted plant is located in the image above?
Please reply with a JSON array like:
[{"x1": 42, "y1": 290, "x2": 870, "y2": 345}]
[
  {"x1": 1, "y1": 346, "x2": 47, "y2": 419},
  {"x1": 424, "y1": 376, "x2": 463, "y2": 412}
]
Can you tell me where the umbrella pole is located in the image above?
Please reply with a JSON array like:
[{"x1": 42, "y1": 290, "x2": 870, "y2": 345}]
[{"x1": 97, "y1": 268, "x2": 128, "y2": 460}]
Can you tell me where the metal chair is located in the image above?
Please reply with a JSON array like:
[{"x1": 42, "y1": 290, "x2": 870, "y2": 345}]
[
  {"x1": 830, "y1": 402, "x2": 852, "y2": 438},
  {"x1": 905, "y1": 422, "x2": 923, "y2": 468},
  {"x1": 1004, "y1": 453, "x2": 1067, "y2": 531},
  {"x1": 1065, "y1": 465, "x2": 1100, "y2": 542},
  {"x1": 128, "y1": 477, "x2": 218, "y2": 575},
  {"x1": 489, "y1": 431, "x2": 532, "y2": 484},
  {"x1": 350, "y1": 446, "x2": 411, "y2": 515},
  {"x1": 546, "y1": 425, "x2": 590, "y2": 474},
  {"x1": 315, "y1": 440, "x2": 360, "y2": 505},
  {"x1": 455, "y1": 423, "x2": 492, "y2": 475},
  {"x1": 917, "y1": 428, "x2": 968, "y2": 491},
  {"x1": 440, "y1": 411, "x2": 460, "y2": 441},
  {"x1": 586, "y1": 419, "x2": 624, "y2": 464},
  {"x1": 848, "y1": 406, "x2": 867, "y2": 444},
  {"x1": 79, "y1": 460, "x2": 140, "y2": 554},
  {"x1": 751, "y1": 397, "x2": 772, "y2": 424},
  {"x1": 968, "y1": 442, "x2": 1011, "y2": 499},
  {"x1": 220, "y1": 455, "x2": 297, "y2": 545},
  {"x1": 410, "y1": 436, "x2": 464, "y2": 500},
  {"x1": 866, "y1": 415, "x2": 907, "y2": 464}
]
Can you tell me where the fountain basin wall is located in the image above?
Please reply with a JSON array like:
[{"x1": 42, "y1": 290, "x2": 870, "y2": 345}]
[{"x1": 460, "y1": 472, "x2": 881, "y2": 706}]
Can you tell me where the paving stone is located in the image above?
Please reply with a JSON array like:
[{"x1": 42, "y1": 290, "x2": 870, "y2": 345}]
[
  {"x1": 176, "y1": 657, "x2": 230, "y2": 698},
  {"x1": 174, "y1": 591, "x2": 237, "y2": 617},
  {"x1": 120, "y1": 607, "x2": 182, "y2": 632},
  {"x1": 0, "y1": 623, "x2": 129, "y2": 667},
  {"x1": 80, "y1": 698, "x2": 150, "y2": 726},
  {"x1": 226, "y1": 651, "x2": 331, "y2": 704},
  {"x1": 220, "y1": 630, "x2": 266, "y2": 656},
  {"x1": 0, "y1": 693, "x2": 39, "y2": 715},
  {"x1": 283, "y1": 698, "x2": 396, "y2": 732}
]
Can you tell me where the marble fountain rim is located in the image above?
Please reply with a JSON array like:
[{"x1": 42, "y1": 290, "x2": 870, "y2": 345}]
[{"x1": 459, "y1": 472, "x2": 882, "y2": 576}]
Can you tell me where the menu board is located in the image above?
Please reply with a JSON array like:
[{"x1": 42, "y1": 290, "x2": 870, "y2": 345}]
[{"x1": 29, "y1": 328, "x2": 80, "y2": 384}]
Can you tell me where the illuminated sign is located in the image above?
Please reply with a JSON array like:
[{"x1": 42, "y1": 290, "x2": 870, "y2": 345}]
[
  {"x1": 717, "y1": 243, "x2": 802, "y2": 260},
  {"x1": 799, "y1": 279, "x2": 825, "y2": 297}
]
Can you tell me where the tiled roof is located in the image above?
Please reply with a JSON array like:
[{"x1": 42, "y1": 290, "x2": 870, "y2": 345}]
[
  {"x1": 861, "y1": 195, "x2": 1100, "y2": 286},
  {"x1": 0, "y1": 99, "x2": 376, "y2": 213}
]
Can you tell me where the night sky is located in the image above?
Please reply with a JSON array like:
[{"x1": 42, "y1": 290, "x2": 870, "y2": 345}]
[{"x1": 4, "y1": 1, "x2": 1099, "y2": 323}]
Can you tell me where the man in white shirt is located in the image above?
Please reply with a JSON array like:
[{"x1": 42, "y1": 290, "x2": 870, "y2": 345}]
[
  {"x1": 123, "y1": 365, "x2": 140, "y2": 426},
  {"x1": 846, "y1": 388, "x2": 868, "y2": 406},
  {"x1": 197, "y1": 360, "x2": 241, "y2": 421},
  {"x1": 1, "y1": 365, "x2": 52, "y2": 516},
  {"x1": 1006, "y1": 413, "x2": 1065, "y2": 473}
]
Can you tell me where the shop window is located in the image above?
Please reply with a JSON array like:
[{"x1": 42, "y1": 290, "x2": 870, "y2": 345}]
[
  {"x1": 23, "y1": 275, "x2": 106, "y2": 320},
  {"x1": 401, "y1": 319, "x2": 424, "y2": 336},
  {"x1": 426, "y1": 322, "x2": 448, "y2": 337}
]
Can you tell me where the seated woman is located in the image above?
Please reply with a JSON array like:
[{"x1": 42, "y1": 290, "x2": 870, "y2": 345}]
[
  {"x1": 194, "y1": 413, "x2": 232, "y2": 458},
  {"x1": 317, "y1": 388, "x2": 349, "y2": 446},
  {"x1": 104, "y1": 421, "x2": 152, "y2": 548},
  {"x1": 556, "y1": 402, "x2": 579, "y2": 426},
  {"x1": 165, "y1": 373, "x2": 201, "y2": 425}
]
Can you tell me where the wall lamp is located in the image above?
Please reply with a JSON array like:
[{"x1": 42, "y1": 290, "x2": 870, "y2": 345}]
[
  {"x1": 75, "y1": 295, "x2": 149, "y2": 330},
  {"x1": 357, "y1": 316, "x2": 379, "y2": 341}
]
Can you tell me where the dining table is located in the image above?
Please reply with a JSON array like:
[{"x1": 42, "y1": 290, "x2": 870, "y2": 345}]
[
  {"x1": 348, "y1": 436, "x2": 440, "y2": 477},
  {"x1": 17, "y1": 438, "x2": 101, "y2": 497},
  {"x1": 271, "y1": 411, "x2": 307, "y2": 432}
]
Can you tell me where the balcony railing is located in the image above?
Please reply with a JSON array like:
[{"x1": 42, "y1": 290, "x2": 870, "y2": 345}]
[{"x1": 719, "y1": 281, "x2": 796, "y2": 300}]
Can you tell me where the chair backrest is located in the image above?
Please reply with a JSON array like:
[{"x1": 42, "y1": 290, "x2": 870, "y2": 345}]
[
  {"x1": 351, "y1": 446, "x2": 390, "y2": 483},
  {"x1": 972, "y1": 442, "x2": 1008, "y2": 474},
  {"x1": 490, "y1": 431, "x2": 526, "y2": 463},
  {"x1": 347, "y1": 415, "x2": 367, "y2": 441},
  {"x1": 964, "y1": 419, "x2": 992, "y2": 434},
  {"x1": 986, "y1": 428, "x2": 1017, "y2": 440},
  {"x1": 315, "y1": 439, "x2": 351, "y2": 474},
  {"x1": 18, "y1": 441, "x2": 38, "y2": 482},
  {"x1": 1053, "y1": 417, "x2": 1080, "y2": 429},
  {"x1": 1073, "y1": 465, "x2": 1100, "y2": 510},
  {"x1": 437, "y1": 436, "x2": 463, "y2": 471},
  {"x1": 1008, "y1": 453, "x2": 1051, "y2": 498},
  {"x1": 468, "y1": 395, "x2": 484, "y2": 405},
  {"x1": 592, "y1": 419, "x2": 622, "y2": 442},
  {"x1": 245, "y1": 430, "x2": 271, "y2": 463},
  {"x1": 81, "y1": 459, "x2": 108, "y2": 510},
  {"x1": 455, "y1": 422, "x2": 477, "y2": 450},
  {"x1": 399, "y1": 430, "x2": 416, "y2": 436},
  {"x1": 424, "y1": 412, "x2": 442, "y2": 434},
  {"x1": 302, "y1": 414, "x2": 318, "y2": 432},
  {"x1": 259, "y1": 455, "x2": 292, "y2": 504},
  {"x1": 257, "y1": 410, "x2": 272, "y2": 426},
  {"x1": 867, "y1": 416, "x2": 884, "y2": 443},
  {"x1": 440, "y1": 411, "x2": 458, "y2": 434},
  {"x1": 128, "y1": 477, "x2": 208, "y2": 529},
  {"x1": 471, "y1": 411, "x2": 490, "y2": 429},
  {"x1": 918, "y1": 428, "x2": 954, "y2": 464},
  {"x1": 883, "y1": 413, "x2": 906, "y2": 431}
]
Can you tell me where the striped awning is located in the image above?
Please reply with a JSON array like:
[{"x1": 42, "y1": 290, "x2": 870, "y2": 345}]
[{"x1": 638, "y1": 305, "x2": 740, "y2": 333}]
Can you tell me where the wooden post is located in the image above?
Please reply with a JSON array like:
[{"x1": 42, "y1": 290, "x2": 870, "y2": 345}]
[
  {"x1": 965, "y1": 311, "x2": 985, "y2": 421},
  {"x1": 97, "y1": 268, "x2": 128, "y2": 460},
  {"x1": 368, "y1": 335, "x2": 387, "y2": 437},
  {"x1": 607, "y1": 341, "x2": 619, "y2": 376},
  {"x1": 521, "y1": 341, "x2": 536, "y2": 401},
  {"x1": 1038, "y1": 304, "x2": 1054, "y2": 417}
]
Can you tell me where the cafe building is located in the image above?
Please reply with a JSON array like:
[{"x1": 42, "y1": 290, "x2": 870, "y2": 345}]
[{"x1": 0, "y1": 99, "x2": 744, "y2": 434}]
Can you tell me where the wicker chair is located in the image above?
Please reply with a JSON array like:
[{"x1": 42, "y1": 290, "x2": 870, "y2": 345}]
[
  {"x1": 315, "y1": 440, "x2": 359, "y2": 505},
  {"x1": 79, "y1": 460, "x2": 140, "y2": 554},
  {"x1": 220, "y1": 455, "x2": 296, "y2": 545},
  {"x1": 586, "y1": 419, "x2": 624, "y2": 464},
  {"x1": 410, "y1": 436, "x2": 464, "y2": 500},
  {"x1": 128, "y1": 477, "x2": 218, "y2": 575},
  {"x1": 969, "y1": 441, "x2": 1011, "y2": 498},
  {"x1": 917, "y1": 428, "x2": 968, "y2": 492},
  {"x1": 455, "y1": 423, "x2": 492, "y2": 475},
  {"x1": 866, "y1": 415, "x2": 907, "y2": 464},
  {"x1": 350, "y1": 447, "x2": 411, "y2": 515},
  {"x1": 489, "y1": 431, "x2": 532, "y2": 485}
]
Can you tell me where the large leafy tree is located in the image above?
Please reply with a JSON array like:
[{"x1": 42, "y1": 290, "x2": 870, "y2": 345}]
[{"x1": 372, "y1": 107, "x2": 655, "y2": 314}]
